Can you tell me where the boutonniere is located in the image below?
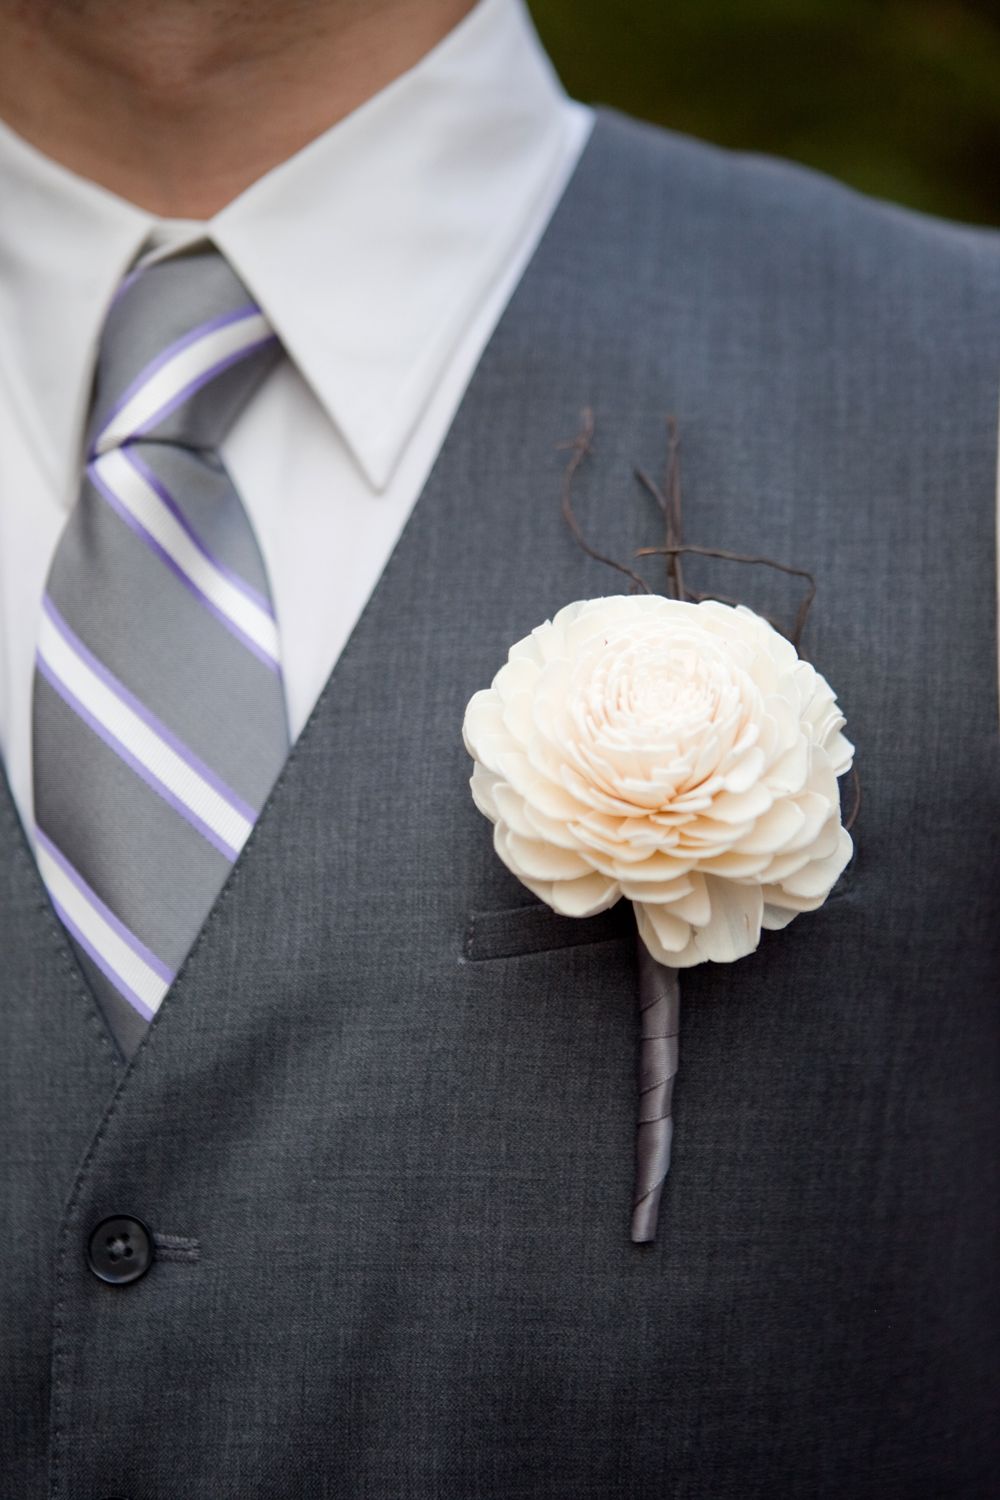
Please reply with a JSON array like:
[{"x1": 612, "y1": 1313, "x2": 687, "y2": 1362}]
[{"x1": 462, "y1": 415, "x2": 856, "y2": 1243}]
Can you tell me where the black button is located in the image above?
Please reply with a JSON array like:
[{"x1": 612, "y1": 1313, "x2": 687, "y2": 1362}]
[{"x1": 87, "y1": 1216, "x2": 154, "y2": 1285}]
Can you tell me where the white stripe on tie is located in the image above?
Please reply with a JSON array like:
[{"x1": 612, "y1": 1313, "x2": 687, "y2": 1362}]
[
  {"x1": 91, "y1": 448, "x2": 281, "y2": 664},
  {"x1": 36, "y1": 840, "x2": 171, "y2": 1016},
  {"x1": 38, "y1": 606, "x2": 254, "y2": 858},
  {"x1": 94, "y1": 310, "x2": 272, "y2": 453}
]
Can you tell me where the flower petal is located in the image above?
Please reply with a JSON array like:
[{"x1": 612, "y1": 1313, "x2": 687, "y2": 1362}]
[
  {"x1": 660, "y1": 870, "x2": 711, "y2": 927},
  {"x1": 619, "y1": 875, "x2": 694, "y2": 904},
  {"x1": 694, "y1": 878, "x2": 764, "y2": 963},
  {"x1": 491, "y1": 782, "x2": 540, "y2": 840},
  {"x1": 766, "y1": 735, "x2": 810, "y2": 795},
  {"x1": 635, "y1": 899, "x2": 693, "y2": 955},
  {"x1": 470, "y1": 765, "x2": 500, "y2": 821},
  {"x1": 503, "y1": 831, "x2": 594, "y2": 882},
  {"x1": 698, "y1": 848, "x2": 772, "y2": 879},
  {"x1": 762, "y1": 903, "x2": 799, "y2": 931},
  {"x1": 708, "y1": 784, "x2": 774, "y2": 825},
  {"x1": 777, "y1": 827, "x2": 853, "y2": 899},
  {"x1": 462, "y1": 690, "x2": 505, "y2": 760},
  {"x1": 548, "y1": 872, "x2": 621, "y2": 918},
  {"x1": 737, "y1": 798, "x2": 805, "y2": 854},
  {"x1": 722, "y1": 746, "x2": 767, "y2": 795},
  {"x1": 494, "y1": 654, "x2": 543, "y2": 702}
]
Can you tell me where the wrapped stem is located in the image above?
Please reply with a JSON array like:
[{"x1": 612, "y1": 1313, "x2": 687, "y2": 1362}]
[{"x1": 631, "y1": 937, "x2": 680, "y2": 1243}]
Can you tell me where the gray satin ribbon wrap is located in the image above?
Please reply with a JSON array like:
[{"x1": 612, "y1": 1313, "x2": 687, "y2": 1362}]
[{"x1": 631, "y1": 937, "x2": 681, "y2": 1243}]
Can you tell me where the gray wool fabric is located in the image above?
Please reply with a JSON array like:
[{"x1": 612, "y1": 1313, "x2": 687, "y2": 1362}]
[{"x1": 2, "y1": 112, "x2": 999, "y2": 1498}]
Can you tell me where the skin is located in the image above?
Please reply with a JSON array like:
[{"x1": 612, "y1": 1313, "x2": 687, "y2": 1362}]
[{"x1": 0, "y1": 0, "x2": 476, "y2": 216}]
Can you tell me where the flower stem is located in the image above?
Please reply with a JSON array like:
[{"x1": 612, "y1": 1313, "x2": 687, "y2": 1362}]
[{"x1": 631, "y1": 936, "x2": 681, "y2": 1243}]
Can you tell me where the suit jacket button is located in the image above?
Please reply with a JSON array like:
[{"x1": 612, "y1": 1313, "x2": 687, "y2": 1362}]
[{"x1": 87, "y1": 1216, "x2": 154, "y2": 1285}]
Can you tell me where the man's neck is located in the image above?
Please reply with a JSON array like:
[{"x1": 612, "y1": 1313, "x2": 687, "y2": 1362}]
[{"x1": 0, "y1": 0, "x2": 476, "y2": 217}]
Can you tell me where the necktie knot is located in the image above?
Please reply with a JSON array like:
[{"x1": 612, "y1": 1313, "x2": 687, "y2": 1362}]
[{"x1": 89, "y1": 250, "x2": 281, "y2": 457}]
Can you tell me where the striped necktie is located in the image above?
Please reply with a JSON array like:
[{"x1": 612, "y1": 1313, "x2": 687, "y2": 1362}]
[{"x1": 32, "y1": 251, "x2": 289, "y2": 1058}]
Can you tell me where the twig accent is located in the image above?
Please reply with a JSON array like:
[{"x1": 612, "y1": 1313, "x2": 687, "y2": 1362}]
[
  {"x1": 634, "y1": 415, "x2": 686, "y2": 602},
  {"x1": 559, "y1": 407, "x2": 860, "y2": 824},
  {"x1": 564, "y1": 410, "x2": 817, "y2": 649},
  {"x1": 560, "y1": 409, "x2": 650, "y2": 594},
  {"x1": 634, "y1": 544, "x2": 816, "y2": 652}
]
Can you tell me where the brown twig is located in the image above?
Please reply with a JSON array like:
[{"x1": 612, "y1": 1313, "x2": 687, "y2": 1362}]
[
  {"x1": 634, "y1": 469, "x2": 679, "y2": 602},
  {"x1": 561, "y1": 410, "x2": 650, "y2": 593},
  {"x1": 665, "y1": 416, "x2": 686, "y2": 604},
  {"x1": 633, "y1": 416, "x2": 688, "y2": 603},
  {"x1": 558, "y1": 408, "x2": 861, "y2": 835},
  {"x1": 634, "y1": 543, "x2": 816, "y2": 651},
  {"x1": 633, "y1": 468, "x2": 667, "y2": 517},
  {"x1": 563, "y1": 411, "x2": 817, "y2": 650}
]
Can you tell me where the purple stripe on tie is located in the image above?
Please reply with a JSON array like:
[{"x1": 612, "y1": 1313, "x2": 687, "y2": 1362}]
[
  {"x1": 37, "y1": 654, "x2": 242, "y2": 863},
  {"x1": 36, "y1": 826, "x2": 175, "y2": 987},
  {"x1": 124, "y1": 449, "x2": 274, "y2": 616},
  {"x1": 131, "y1": 332, "x2": 279, "y2": 440},
  {"x1": 91, "y1": 304, "x2": 264, "y2": 453},
  {"x1": 41, "y1": 595, "x2": 259, "y2": 824},
  {"x1": 86, "y1": 462, "x2": 282, "y2": 675}
]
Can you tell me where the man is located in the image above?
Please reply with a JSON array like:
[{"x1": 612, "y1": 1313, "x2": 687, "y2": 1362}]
[{"x1": 1, "y1": 0, "x2": 997, "y2": 1495}]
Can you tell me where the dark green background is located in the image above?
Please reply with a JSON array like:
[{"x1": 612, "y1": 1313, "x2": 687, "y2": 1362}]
[{"x1": 530, "y1": 0, "x2": 1000, "y2": 227}]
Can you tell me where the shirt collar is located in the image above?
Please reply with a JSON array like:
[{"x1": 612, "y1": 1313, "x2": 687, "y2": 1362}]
[
  {"x1": 0, "y1": 125, "x2": 152, "y2": 497},
  {"x1": 0, "y1": 0, "x2": 578, "y2": 495}
]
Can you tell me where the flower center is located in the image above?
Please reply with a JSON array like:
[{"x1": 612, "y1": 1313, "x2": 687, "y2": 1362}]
[{"x1": 567, "y1": 630, "x2": 746, "y2": 809}]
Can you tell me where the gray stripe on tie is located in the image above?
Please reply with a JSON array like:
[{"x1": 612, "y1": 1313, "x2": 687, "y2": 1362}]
[
  {"x1": 34, "y1": 675, "x2": 235, "y2": 968},
  {"x1": 88, "y1": 250, "x2": 267, "y2": 443},
  {"x1": 140, "y1": 331, "x2": 282, "y2": 450},
  {"x1": 47, "y1": 477, "x2": 286, "y2": 809},
  {"x1": 124, "y1": 443, "x2": 275, "y2": 601}
]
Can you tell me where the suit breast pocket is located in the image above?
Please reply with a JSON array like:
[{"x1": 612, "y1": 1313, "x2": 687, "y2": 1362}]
[
  {"x1": 465, "y1": 865, "x2": 860, "y2": 965},
  {"x1": 464, "y1": 901, "x2": 632, "y2": 962}
]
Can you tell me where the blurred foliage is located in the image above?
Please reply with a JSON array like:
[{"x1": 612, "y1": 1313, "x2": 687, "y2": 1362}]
[{"x1": 529, "y1": 0, "x2": 1000, "y2": 227}]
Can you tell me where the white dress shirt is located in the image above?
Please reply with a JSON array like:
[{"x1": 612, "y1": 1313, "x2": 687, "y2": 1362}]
[{"x1": 0, "y1": 0, "x2": 592, "y2": 836}]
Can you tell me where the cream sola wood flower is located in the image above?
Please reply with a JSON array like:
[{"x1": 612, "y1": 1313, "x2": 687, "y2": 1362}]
[
  {"x1": 463, "y1": 593, "x2": 854, "y2": 969},
  {"x1": 463, "y1": 593, "x2": 854, "y2": 1243}
]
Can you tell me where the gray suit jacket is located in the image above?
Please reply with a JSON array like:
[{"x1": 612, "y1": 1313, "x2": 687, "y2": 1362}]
[{"x1": 2, "y1": 111, "x2": 999, "y2": 1498}]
